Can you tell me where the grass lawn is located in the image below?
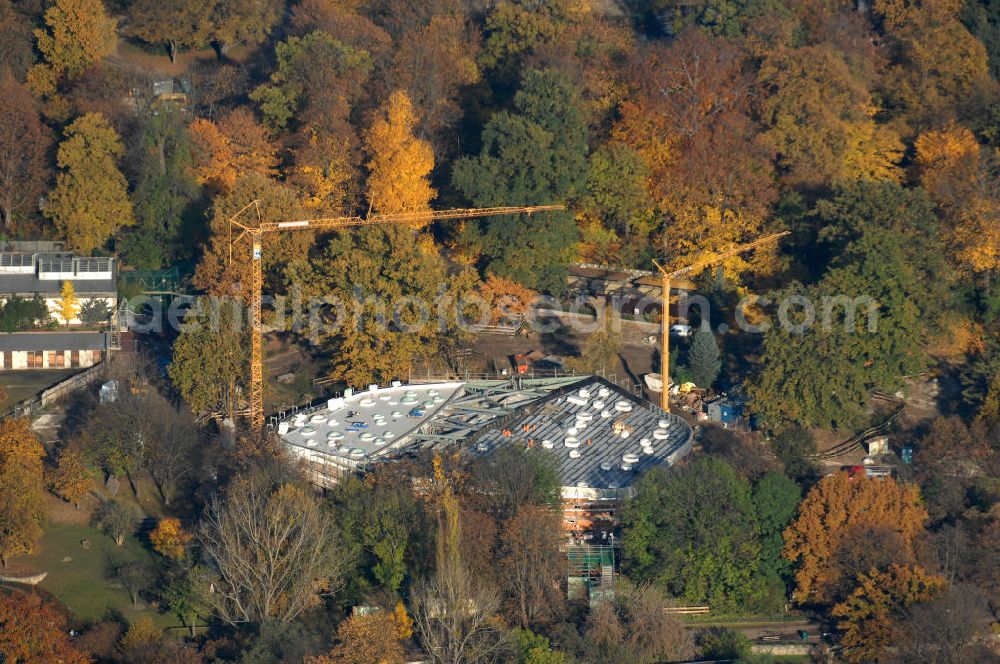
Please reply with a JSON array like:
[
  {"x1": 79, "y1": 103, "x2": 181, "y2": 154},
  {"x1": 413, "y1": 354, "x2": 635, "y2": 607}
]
[
  {"x1": 0, "y1": 368, "x2": 78, "y2": 412},
  {"x1": 19, "y1": 521, "x2": 171, "y2": 626}
]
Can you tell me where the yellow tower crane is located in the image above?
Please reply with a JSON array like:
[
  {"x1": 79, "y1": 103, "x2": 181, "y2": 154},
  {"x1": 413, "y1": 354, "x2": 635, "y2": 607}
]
[
  {"x1": 652, "y1": 231, "x2": 790, "y2": 413},
  {"x1": 227, "y1": 202, "x2": 565, "y2": 433}
]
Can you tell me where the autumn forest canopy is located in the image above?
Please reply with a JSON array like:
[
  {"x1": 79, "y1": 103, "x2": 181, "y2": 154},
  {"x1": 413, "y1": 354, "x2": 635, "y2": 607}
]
[
  {"x1": 1, "y1": 0, "x2": 1000, "y2": 662},
  {"x1": 2, "y1": 0, "x2": 1000, "y2": 426}
]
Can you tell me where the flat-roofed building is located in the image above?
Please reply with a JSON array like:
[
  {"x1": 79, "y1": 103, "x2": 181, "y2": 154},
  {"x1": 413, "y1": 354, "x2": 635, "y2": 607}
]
[
  {"x1": 0, "y1": 253, "x2": 117, "y2": 325},
  {"x1": 275, "y1": 376, "x2": 693, "y2": 541},
  {"x1": 0, "y1": 331, "x2": 109, "y2": 369}
]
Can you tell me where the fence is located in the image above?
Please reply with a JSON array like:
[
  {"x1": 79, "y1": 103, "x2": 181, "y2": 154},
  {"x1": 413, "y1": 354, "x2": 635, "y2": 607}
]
[{"x1": 6, "y1": 362, "x2": 107, "y2": 418}]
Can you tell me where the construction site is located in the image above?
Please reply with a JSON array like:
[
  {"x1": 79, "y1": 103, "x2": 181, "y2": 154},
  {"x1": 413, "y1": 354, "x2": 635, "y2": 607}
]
[{"x1": 276, "y1": 375, "x2": 693, "y2": 542}]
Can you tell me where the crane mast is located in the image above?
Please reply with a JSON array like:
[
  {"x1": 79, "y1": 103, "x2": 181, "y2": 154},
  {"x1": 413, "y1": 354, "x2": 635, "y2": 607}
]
[
  {"x1": 653, "y1": 231, "x2": 789, "y2": 413},
  {"x1": 228, "y1": 203, "x2": 565, "y2": 432}
]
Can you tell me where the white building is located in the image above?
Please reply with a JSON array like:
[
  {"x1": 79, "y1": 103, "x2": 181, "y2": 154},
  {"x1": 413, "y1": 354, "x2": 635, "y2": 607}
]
[
  {"x1": 0, "y1": 331, "x2": 108, "y2": 370},
  {"x1": 0, "y1": 253, "x2": 117, "y2": 325}
]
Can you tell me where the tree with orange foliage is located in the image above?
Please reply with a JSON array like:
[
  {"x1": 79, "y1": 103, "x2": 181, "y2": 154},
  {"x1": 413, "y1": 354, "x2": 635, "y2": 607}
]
[
  {"x1": 150, "y1": 517, "x2": 193, "y2": 560},
  {"x1": 192, "y1": 173, "x2": 309, "y2": 298},
  {"x1": 364, "y1": 90, "x2": 436, "y2": 217},
  {"x1": 613, "y1": 31, "x2": 780, "y2": 276},
  {"x1": 188, "y1": 108, "x2": 278, "y2": 193},
  {"x1": 0, "y1": 419, "x2": 47, "y2": 569},
  {"x1": 48, "y1": 445, "x2": 92, "y2": 509},
  {"x1": 782, "y1": 473, "x2": 928, "y2": 605},
  {"x1": 0, "y1": 591, "x2": 90, "y2": 663},
  {"x1": 306, "y1": 610, "x2": 407, "y2": 664},
  {"x1": 831, "y1": 564, "x2": 946, "y2": 663},
  {"x1": 0, "y1": 76, "x2": 51, "y2": 231},
  {"x1": 479, "y1": 274, "x2": 537, "y2": 324},
  {"x1": 499, "y1": 503, "x2": 565, "y2": 628},
  {"x1": 389, "y1": 15, "x2": 480, "y2": 147}
]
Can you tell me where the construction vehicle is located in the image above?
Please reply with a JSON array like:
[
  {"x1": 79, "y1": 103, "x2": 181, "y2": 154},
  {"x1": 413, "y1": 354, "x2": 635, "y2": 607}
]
[{"x1": 228, "y1": 202, "x2": 565, "y2": 433}]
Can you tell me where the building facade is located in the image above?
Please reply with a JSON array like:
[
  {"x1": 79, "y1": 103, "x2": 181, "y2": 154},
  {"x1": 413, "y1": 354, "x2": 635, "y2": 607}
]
[
  {"x1": 0, "y1": 332, "x2": 108, "y2": 370},
  {"x1": 0, "y1": 253, "x2": 117, "y2": 326}
]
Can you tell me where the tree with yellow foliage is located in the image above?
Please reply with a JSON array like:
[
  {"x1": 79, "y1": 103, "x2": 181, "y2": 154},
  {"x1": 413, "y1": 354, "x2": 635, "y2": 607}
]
[
  {"x1": 914, "y1": 122, "x2": 1000, "y2": 274},
  {"x1": 150, "y1": 517, "x2": 193, "y2": 560},
  {"x1": 952, "y1": 199, "x2": 1000, "y2": 274},
  {"x1": 289, "y1": 127, "x2": 357, "y2": 214},
  {"x1": 831, "y1": 564, "x2": 946, "y2": 663},
  {"x1": 58, "y1": 280, "x2": 78, "y2": 327},
  {"x1": 391, "y1": 599, "x2": 413, "y2": 640},
  {"x1": 119, "y1": 615, "x2": 161, "y2": 652},
  {"x1": 759, "y1": 44, "x2": 902, "y2": 188},
  {"x1": 363, "y1": 90, "x2": 436, "y2": 217},
  {"x1": 783, "y1": 473, "x2": 927, "y2": 605},
  {"x1": 0, "y1": 418, "x2": 47, "y2": 568},
  {"x1": 27, "y1": 0, "x2": 117, "y2": 96},
  {"x1": 915, "y1": 122, "x2": 981, "y2": 205},
  {"x1": 45, "y1": 113, "x2": 136, "y2": 254},
  {"x1": 879, "y1": 3, "x2": 992, "y2": 125}
]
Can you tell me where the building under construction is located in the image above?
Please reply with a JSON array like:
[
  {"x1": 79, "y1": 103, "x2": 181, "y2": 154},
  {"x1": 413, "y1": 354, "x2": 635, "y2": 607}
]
[{"x1": 275, "y1": 375, "x2": 693, "y2": 540}]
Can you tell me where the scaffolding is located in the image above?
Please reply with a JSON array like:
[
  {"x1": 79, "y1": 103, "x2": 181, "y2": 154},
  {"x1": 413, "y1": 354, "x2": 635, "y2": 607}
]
[
  {"x1": 567, "y1": 544, "x2": 616, "y2": 605},
  {"x1": 118, "y1": 264, "x2": 191, "y2": 296}
]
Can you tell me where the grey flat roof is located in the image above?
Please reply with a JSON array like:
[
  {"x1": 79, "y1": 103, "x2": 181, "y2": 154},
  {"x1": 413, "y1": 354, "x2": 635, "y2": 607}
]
[
  {"x1": 471, "y1": 377, "x2": 692, "y2": 492},
  {"x1": 0, "y1": 332, "x2": 109, "y2": 351},
  {"x1": 279, "y1": 382, "x2": 466, "y2": 461},
  {"x1": 0, "y1": 275, "x2": 116, "y2": 296},
  {"x1": 275, "y1": 376, "x2": 693, "y2": 494}
]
